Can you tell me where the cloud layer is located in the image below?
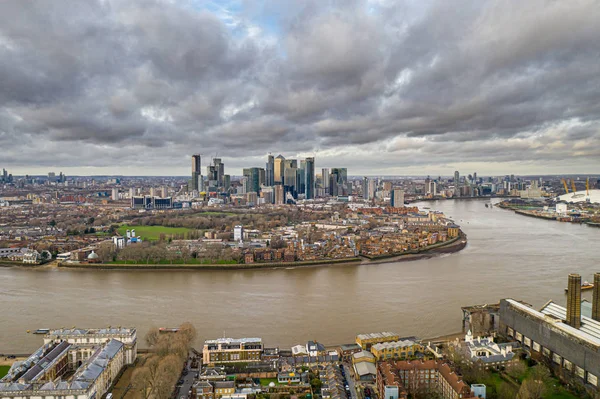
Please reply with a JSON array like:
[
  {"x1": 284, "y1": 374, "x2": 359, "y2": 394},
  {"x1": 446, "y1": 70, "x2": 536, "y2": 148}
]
[{"x1": 1, "y1": 0, "x2": 599, "y2": 175}]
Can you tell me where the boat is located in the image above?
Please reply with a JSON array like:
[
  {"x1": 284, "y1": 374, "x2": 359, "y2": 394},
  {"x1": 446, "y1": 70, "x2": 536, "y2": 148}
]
[
  {"x1": 33, "y1": 328, "x2": 50, "y2": 334},
  {"x1": 159, "y1": 327, "x2": 180, "y2": 333},
  {"x1": 564, "y1": 282, "x2": 594, "y2": 293}
]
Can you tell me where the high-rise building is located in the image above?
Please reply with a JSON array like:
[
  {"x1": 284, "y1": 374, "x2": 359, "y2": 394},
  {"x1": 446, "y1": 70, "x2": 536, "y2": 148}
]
[
  {"x1": 330, "y1": 168, "x2": 347, "y2": 196},
  {"x1": 112, "y1": 188, "x2": 119, "y2": 201},
  {"x1": 274, "y1": 155, "x2": 285, "y2": 184},
  {"x1": 266, "y1": 155, "x2": 275, "y2": 186},
  {"x1": 283, "y1": 159, "x2": 298, "y2": 194},
  {"x1": 566, "y1": 273, "x2": 582, "y2": 329},
  {"x1": 454, "y1": 170, "x2": 460, "y2": 197},
  {"x1": 428, "y1": 180, "x2": 437, "y2": 195},
  {"x1": 368, "y1": 179, "x2": 377, "y2": 200},
  {"x1": 214, "y1": 158, "x2": 224, "y2": 187},
  {"x1": 275, "y1": 185, "x2": 285, "y2": 205},
  {"x1": 243, "y1": 168, "x2": 263, "y2": 194},
  {"x1": 391, "y1": 189, "x2": 405, "y2": 207},
  {"x1": 362, "y1": 177, "x2": 369, "y2": 198},
  {"x1": 305, "y1": 157, "x2": 315, "y2": 200},
  {"x1": 322, "y1": 168, "x2": 330, "y2": 191},
  {"x1": 191, "y1": 155, "x2": 202, "y2": 191},
  {"x1": 223, "y1": 174, "x2": 231, "y2": 191}
]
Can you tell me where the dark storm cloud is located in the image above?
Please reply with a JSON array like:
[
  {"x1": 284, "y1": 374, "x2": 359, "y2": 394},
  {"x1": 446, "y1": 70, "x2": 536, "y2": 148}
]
[{"x1": 0, "y1": 0, "x2": 599, "y2": 174}]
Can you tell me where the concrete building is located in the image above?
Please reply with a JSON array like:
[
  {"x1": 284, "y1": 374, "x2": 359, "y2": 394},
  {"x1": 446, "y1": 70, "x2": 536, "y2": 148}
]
[
  {"x1": 461, "y1": 330, "x2": 516, "y2": 370},
  {"x1": 391, "y1": 190, "x2": 404, "y2": 207},
  {"x1": 202, "y1": 338, "x2": 263, "y2": 365},
  {"x1": 499, "y1": 280, "x2": 600, "y2": 391},
  {"x1": 192, "y1": 154, "x2": 202, "y2": 192},
  {"x1": 274, "y1": 155, "x2": 285, "y2": 184},
  {"x1": 234, "y1": 225, "x2": 244, "y2": 242}
]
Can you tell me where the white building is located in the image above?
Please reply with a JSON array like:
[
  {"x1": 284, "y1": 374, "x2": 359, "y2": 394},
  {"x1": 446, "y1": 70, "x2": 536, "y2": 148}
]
[{"x1": 234, "y1": 225, "x2": 244, "y2": 242}]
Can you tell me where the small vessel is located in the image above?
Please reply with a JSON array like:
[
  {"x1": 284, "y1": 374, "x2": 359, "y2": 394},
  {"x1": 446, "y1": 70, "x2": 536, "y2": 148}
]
[
  {"x1": 159, "y1": 327, "x2": 180, "y2": 333},
  {"x1": 485, "y1": 204, "x2": 489, "y2": 208},
  {"x1": 33, "y1": 328, "x2": 50, "y2": 334},
  {"x1": 564, "y1": 282, "x2": 594, "y2": 293}
]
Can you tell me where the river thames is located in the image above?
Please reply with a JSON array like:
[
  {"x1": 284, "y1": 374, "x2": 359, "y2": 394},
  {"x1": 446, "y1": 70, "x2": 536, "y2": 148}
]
[{"x1": 1, "y1": 199, "x2": 599, "y2": 353}]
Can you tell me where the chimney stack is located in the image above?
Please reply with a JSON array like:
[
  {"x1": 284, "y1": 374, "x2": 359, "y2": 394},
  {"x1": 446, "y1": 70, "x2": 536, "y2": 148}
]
[
  {"x1": 566, "y1": 273, "x2": 581, "y2": 329},
  {"x1": 593, "y1": 273, "x2": 600, "y2": 322}
]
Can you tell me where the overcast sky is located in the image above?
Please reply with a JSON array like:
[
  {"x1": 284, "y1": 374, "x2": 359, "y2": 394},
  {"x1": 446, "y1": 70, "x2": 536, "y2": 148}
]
[{"x1": 1, "y1": 0, "x2": 599, "y2": 176}]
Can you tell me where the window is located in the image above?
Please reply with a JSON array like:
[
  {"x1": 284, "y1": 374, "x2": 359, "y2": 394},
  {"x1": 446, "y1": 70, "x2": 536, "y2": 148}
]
[
  {"x1": 575, "y1": 366, "x2": 585, "y2": 378},
  {"x1": 515, "y1": 332, "x2": 523, "y2": 341},
  {"x1": 507, "y1": 327, "x2": 514, "y2": 337},
  {"x1": 532, "y1": 342, "x2": 540, "y2": 352},
  {"x1": 523, "y1": 337, "x2": 531, "y2": 347},
  {"x1": 542, "y1": 348, "x2": 551, "y2": 358},
  {"x1": 587, "y1": 373, "x2": 597, "y2": 387},
  {"x1": 563, "y1": 359, "x2": 572, "y2": 371},
  {"x1": 552, "y1": 353, "x2": 561, "y2": 364}
]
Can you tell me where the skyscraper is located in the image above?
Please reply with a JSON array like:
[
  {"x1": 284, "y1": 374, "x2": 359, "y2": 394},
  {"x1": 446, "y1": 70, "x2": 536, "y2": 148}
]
[
  {"x1": 322, "y1": 168, "x2": 330, "y2": 191},
  {"x1": 305, "y1": 157, "x2": 315, "y2": 199},
  {"x1": 243, "y1": 167, "x2": 264, "y2": 193},
  {"x1": 362, "y1": 177, "x2": 369, "y2": 199},
  {"x1": 266, "y1": 155, "x2": 274, "y2": 186},
  {"x1": 191, "y1": 154, "x2": 201, "y2": 191},
  {"x1": 274, "y1": 155, "x2": 285, "y2": 184},
  {"x1": 454, "y1": 170, "x2": 460, "y2": 197}
]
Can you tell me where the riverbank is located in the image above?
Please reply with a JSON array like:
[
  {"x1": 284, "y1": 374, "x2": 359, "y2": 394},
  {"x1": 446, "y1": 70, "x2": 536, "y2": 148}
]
[
  {"x1": 58, "y1": 234, "x2": 467, "y2": 270},
  {"x1": 362, "y1": 233, "x2": 466, "y2": 265}
]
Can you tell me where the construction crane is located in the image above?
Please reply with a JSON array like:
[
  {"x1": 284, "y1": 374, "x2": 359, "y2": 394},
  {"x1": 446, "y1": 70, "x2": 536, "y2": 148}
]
[
  {"x1": 571, "y1": 179, "x2": 577, "y2": 193},
  {"x1": 562, "y1": 179, "x2": 570, "y2": 194}
]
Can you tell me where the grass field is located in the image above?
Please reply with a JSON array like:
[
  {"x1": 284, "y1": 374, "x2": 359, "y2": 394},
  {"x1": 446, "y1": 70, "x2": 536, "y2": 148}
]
[
  {"x1": 117, "y1": 225, "x2": 194, "y2": 241},
  {"x1": 0, "y1": 366, "x2": 10, "y2": 378}
]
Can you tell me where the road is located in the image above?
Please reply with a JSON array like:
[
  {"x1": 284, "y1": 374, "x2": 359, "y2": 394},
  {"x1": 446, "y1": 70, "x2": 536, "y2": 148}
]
[
  {"x1": 343, "y1": 363, "x2": 358, "y2": 399},
  {"x1": 175, "y1": 355, "x2": 196, "y2": 399}
]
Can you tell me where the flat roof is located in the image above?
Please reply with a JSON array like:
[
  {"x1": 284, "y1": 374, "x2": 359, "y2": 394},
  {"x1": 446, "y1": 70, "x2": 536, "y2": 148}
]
[
  {"x1": 356, "y1": 332, "x2": 398, "y2": 340},
  {"x1": 372, "y1": 340, "x2": 418, "y2": 351},
  {"x1": 205, "y1": 337, "x2": 262, "y2": 344}
]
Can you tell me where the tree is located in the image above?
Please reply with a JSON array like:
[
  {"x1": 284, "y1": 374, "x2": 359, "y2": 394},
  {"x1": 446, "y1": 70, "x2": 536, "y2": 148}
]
[{"x1": 497, "y1": 382, "x2": 518, "y2": 399}]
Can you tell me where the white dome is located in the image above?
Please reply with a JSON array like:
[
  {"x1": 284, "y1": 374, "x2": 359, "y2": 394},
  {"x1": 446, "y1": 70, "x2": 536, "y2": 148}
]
[{"x1": 87, "y1": 251, "x2": 99, "y2": 260}]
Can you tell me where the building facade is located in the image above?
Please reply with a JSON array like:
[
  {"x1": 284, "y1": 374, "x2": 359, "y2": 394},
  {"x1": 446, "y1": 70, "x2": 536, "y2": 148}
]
[{"x1": 203, "y1": 338, "x2": 263, "y2": 365}]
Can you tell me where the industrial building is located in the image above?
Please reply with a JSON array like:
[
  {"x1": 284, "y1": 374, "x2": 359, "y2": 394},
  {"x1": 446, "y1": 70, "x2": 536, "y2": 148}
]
[
  {"x1": 499, "y1": 273, "x2": 600, "y2": 391},
  {"x1": 356, "y1": 332, "x2": 399, "y2": 350}
]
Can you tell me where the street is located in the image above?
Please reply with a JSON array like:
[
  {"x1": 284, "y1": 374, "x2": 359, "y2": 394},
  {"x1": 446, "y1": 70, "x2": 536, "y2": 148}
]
[
  {"x1": 342, "y1": 363, "x2": 358, "y2": 399},
  {"x1": 175, "y1": 354, "x2": 197, "y2": 399}
]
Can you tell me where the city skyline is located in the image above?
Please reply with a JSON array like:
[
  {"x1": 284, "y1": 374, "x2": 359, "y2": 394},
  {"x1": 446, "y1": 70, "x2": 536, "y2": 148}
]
[{"x1": 0, "y1": 1, "x2": 599, "y2": 176}]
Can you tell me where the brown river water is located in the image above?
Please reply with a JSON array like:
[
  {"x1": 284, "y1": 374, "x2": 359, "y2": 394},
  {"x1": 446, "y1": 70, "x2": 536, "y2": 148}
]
[{"x1": 1, "y1": 199, "x2": 599, "y2": 353}]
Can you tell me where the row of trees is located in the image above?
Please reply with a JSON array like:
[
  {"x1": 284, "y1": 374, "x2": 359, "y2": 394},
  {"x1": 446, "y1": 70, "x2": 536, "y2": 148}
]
[
  {"x1": 131, "y1": 323, "x2": 197, "y2": 399},
  {"x1": 95, "y1": 241, "x2": 241, "y2": 264}
]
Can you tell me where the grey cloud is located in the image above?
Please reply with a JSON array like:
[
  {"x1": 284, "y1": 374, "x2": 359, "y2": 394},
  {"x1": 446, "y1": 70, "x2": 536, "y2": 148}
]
[{"x1": 0, "y1": 0, "x2": 599, "y2": 174}]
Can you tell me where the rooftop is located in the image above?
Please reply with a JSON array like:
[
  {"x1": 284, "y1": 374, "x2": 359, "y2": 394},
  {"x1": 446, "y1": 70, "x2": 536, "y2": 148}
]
[
  {"x1": 205, "y1": 337, "x2": 262, "y2": 345},
  {"x1": 356, "y1": 332, "x2": 398, "y2": 341},
  {"x1": 46, "y1": 327, "x2": 135, "y2": 337},
  {"x1": 372, "y1": 339, "x2": 418, "y2": 351}
]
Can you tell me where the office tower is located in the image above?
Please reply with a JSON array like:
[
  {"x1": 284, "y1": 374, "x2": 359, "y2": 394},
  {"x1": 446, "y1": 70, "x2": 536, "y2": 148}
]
[
  {"x1": 383, "y1": 181, "x2": 392, "y2": 192},
  {"x1": 274, "y1": 155, "x2": 285, "y2": 184},
  {"x1": 304, "y1": 157, "x2": 315, "y2": 199},
  {"x1": 330, "y1": 168, "x2": 347, "y2": 195},
  {"x1": 160, "y1": 186, "x2": 167, "y2": 198},
  {"x1": 566, "y1": 274, "x2": 582, "y2": 329},
  {"x1": 362, "y1": 177, "x2": 368, "y2": 198},
  {"x1": 48, "y1": 172, "x2": 56, "y2": 183},
  {"x1": 112, "y1": 188, "x2": 119, "y2": 201},
  {"x1": 207, "y1": 162, "x2": 218, "y2": 191},
  {"x1": 391, "y1": 189, "x2": 405, "y2": 207},
  {"x1": 329, "y1": 171, "x2": 338, "y2": 196},
  {"x1": 266, "y1": 155, "x2": 275, "y2": 186},
  {"x1": 322, "y1": 168, "x2": 330, "y2": 191},
  {"x1": 213, "y1": 158, "x2": 224, "y2": 187},
  {"x1": 191, "y1": 155, "x2": 202, "y2": 191},
  {"x1": 243, "y1": 168, "x2": 263, "y2": 193},
  {"x1": 593, "y1": 273, "x2": 600, "y2": 322},
  {"x1": 275, "y1": 184, "x2": 285, "y2": 205},
  {"x1": 297, "y1": 164, "x2": 305, "y2": 195},
  {"x1": 259, "y1": 168, "x2": 266, "y2": 187},
  {"x1": 223, "y1": 175, "x2": 231, "y2": 191},
  {"x1": 473, "y1": 172, "x2": 477, "y2": 183}
]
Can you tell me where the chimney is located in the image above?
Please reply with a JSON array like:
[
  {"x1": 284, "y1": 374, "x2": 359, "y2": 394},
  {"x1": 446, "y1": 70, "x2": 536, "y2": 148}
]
[
  {"x1": 566, "y1": 274, "x2": 581, "y2": 329},
  {"x1": 593, "y1": 273, "x2": 600, "y2": 322}
]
